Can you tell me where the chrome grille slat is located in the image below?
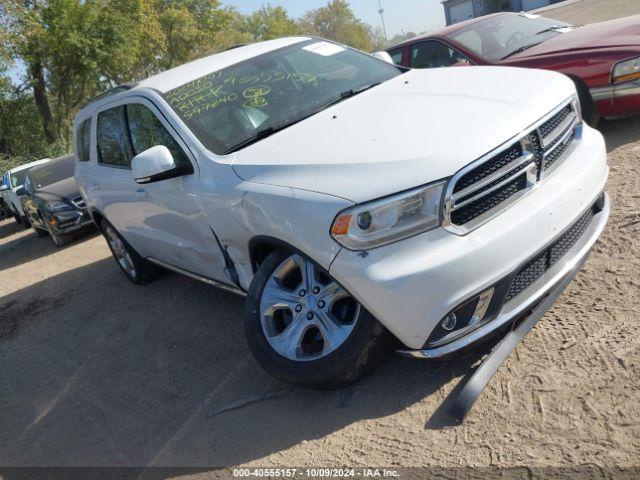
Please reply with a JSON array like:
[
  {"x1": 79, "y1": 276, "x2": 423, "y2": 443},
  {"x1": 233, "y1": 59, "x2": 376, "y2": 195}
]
[
  {"x1": 70, "y1": 196, "x2": 86, "y2": 209},
  {"x1": 543, "y1": 120, "x2": 575, "y2": 159},
  {"x1": 444, "y1": 99, "x2": 580, "y2": 235},
  {"x1": 540, "y1": 110, "x2": 576, "y2": 148},
  {"x1": 452, "y1": 153, "x2": 534, "y2": 203},
  {"x1": 453, "y1": 161, "x2": 534, "y2": 209}
]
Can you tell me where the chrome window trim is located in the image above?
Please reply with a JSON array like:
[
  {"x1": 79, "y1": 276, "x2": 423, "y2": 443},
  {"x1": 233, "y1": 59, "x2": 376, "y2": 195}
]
[{"x1": 443, "y1": 96, "x2": 578, "y2": 236}]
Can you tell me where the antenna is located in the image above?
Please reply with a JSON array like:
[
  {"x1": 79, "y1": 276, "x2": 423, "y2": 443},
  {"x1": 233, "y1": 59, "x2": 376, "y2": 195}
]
[{"x1": 377, "y1": 0, "x2": 388, "y2": 42}]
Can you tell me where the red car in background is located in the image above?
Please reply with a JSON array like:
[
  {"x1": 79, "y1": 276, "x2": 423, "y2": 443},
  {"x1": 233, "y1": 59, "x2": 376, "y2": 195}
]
[{"x1": 387, "y1": 12, "x2": 640, "y2": 124}]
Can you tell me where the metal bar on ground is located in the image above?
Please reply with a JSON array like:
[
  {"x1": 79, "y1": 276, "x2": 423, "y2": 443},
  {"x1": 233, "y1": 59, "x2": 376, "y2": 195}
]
[{"x1": 449, "y1": 258, "x2": 586, "y2": 422}]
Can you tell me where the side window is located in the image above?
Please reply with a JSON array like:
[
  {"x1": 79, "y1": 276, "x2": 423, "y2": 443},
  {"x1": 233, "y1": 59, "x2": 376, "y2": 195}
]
[
  {"x1": 76, "y1": 118, "x2": 92, "y2": 162},
  {"x1": 410, "y1": 41, "x2": 469, "y2": 69},
  {"x1": 97, "y1": 106, "x2": 130, "y2": 167},
  {"x1": 388, "y1": 48, "x2": 404, "y2": 65},
  {"x1": 125, "y1": 104, "x2": 190, "y2": 167}
]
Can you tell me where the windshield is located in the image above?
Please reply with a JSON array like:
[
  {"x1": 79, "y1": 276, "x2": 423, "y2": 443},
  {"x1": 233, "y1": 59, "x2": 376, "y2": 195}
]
[
  {"x1": 10, "y1": 169, "x2": 29, "y2": 188},
  {"x1": 163, "y1": 39, "x2": 402, "y2": 154},
  {"x1": 31, "y1": 156, "x2": 75, "y2": 189},
  {"x1": 448, "y1": 13, "x2": 573, "y2": 61}
]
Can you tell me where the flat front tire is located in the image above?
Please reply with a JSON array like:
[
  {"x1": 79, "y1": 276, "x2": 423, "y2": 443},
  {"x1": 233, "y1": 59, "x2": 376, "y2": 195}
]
[{"x1": 245, "y1": 249, "x2": 393, "y2": 389}]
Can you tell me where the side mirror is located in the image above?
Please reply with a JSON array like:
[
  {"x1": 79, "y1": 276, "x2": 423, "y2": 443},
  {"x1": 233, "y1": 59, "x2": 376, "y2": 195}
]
[
  {"x1": 15, "y1": 186, "x2": 26, "y2": 196},
  {"x1": 0, "y1": 184, "x2": 8, "y2": 192},
  {"x1": 373, "y1": 51, "x2": 395, "y2": 64},
  {"x1": 131, "y1": 145, "x2": 191, "y2": 184}
]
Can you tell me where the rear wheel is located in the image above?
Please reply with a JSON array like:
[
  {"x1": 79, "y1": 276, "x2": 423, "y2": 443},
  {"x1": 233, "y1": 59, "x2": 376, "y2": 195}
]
[
  {"x1": 245, "y1": 249, "x2": 393, "y2": 389},
  {"x1": 101, "y1": 219, "x2": 159, "y2": 284}
]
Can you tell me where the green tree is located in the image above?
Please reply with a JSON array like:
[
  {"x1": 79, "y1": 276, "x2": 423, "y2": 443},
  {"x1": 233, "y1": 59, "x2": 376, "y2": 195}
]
[
  {"x1": 245, "y1": 5, "x2": 300, "y2": 41},
  {"x1": 298, "y1": 0, "x2": 373, "y2": 51}
]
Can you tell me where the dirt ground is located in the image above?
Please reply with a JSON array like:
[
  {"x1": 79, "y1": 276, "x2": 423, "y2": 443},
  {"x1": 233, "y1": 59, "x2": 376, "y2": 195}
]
[
  {"x1": 1, "y1": 5, "x2": 640, "y2": 477},
  {"x1": 539, "y1": 0, "x2": 640, "y2": 24}
]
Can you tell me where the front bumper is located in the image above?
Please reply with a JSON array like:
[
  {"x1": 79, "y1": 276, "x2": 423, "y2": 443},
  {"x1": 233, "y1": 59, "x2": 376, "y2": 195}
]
[
  {"x1": 50, "y1": 209, "x2": 94, "y2": 235},
  {"x1": 329, "y1": 125, "x2": 609, "y2": 351},
  {"x1": 400, "y1": 192, "x2": 609, "y2": 358}
]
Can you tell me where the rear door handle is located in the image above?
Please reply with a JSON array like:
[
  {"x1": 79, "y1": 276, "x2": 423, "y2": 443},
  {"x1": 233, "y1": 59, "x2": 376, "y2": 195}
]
[{"x1": 136, "y1": 188, "x2": 148, "y2": 198}]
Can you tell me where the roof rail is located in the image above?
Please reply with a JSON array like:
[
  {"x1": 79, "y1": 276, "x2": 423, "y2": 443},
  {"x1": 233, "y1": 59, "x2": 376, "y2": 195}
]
[{"x1": 80, "y1": 82, "x2": 138, "y2": 109}]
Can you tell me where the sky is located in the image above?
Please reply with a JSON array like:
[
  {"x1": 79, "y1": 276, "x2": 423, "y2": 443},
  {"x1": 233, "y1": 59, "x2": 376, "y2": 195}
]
[
  {"x1": 7, "y1": 1, "x2": 446, "y2": 84},
  {"x1": 227, "y1": 0, "x2": 446, "y2": 38}
]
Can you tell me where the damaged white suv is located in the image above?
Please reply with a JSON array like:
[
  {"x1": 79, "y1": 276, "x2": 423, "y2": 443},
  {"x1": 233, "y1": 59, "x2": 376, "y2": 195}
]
[{"x1": 74, "y1": 37, "x2": 609, "y2": 389}]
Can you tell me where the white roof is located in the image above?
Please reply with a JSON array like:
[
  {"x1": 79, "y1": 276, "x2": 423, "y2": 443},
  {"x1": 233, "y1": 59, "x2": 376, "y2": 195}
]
[{"x1": 137, "y1": 37, "x2": 310, "y2": 93}]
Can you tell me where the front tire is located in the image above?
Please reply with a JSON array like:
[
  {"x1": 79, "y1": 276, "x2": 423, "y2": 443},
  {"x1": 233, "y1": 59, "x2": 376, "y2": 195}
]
[
  {"x1": 574, "y1": 79, "x2": 598, "y2": 126},
  {"x1": 50, "y1": 231, "x2": 75, "y2": 247},
  {"x1": 244, "y1": 249, "x2": 393, "y2": 389},
  {"x1": 101, "y1": 219, "x2": 158, "y2": 285}
]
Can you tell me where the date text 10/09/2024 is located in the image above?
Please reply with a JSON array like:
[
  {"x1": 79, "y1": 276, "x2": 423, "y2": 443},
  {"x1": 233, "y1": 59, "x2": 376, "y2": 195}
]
[{"x1": 232, "y1": 468, "x2": 400, "y2": 478}]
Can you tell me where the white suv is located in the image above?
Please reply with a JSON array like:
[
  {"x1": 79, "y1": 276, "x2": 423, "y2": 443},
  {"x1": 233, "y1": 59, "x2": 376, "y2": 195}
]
[
  {"x1": 0, "y1": 159, "x2": 50, "y2": 225},
  {"x1": 74, "y1": 37, "x2": 609, "y2": 388}
]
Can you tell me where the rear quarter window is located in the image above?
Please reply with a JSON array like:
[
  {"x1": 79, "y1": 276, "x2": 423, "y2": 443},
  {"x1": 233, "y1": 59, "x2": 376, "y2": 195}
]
[{"x1": 76, "y1": 118, "x2": 92, "y2": 162}]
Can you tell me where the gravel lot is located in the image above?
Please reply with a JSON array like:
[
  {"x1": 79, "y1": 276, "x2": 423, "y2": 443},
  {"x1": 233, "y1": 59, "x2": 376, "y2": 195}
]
[
  {"x1": 1, "y1": 5, "x2": 640, "y2": 476},
  {"x1": 539, "y1": 0, "x2": 640, "y2": 24}
]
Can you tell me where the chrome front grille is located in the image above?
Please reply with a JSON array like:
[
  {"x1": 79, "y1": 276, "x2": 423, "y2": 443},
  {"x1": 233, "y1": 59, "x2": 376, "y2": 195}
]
[
  {"x1": 70, "y1": 196, "x2": 86, "y2": 209},
  {"x1": 444, "y1": 99, "x2": 581, "y2": 234}
]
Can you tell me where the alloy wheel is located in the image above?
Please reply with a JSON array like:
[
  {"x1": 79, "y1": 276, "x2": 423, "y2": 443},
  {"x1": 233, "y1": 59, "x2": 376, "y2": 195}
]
[
  {"x1": 105, "y1": 226, "x2": 137, "y2": 279},
  {"x1": 259, "y1": 254, "x2": 360, "y2": 361}
]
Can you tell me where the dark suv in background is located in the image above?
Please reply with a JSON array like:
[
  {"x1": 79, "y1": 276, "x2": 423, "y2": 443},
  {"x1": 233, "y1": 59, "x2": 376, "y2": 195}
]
[{"x1": 20, "y1": 154, "x2": 94, "y2": 246}]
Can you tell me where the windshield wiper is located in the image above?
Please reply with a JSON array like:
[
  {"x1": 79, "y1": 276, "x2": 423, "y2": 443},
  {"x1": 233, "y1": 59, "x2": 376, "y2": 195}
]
[
  {"x1": 501, "y1": 42, "x2": 542, "y2": 60},
  {"x1": 223, "y1": 125, "x2": 285, "y2": 154},
  {"x1": 536, "y1": 25, "x2": 575, "y2": 34},
  {"x1": 315, "y1": 82, "x2": 383, "y2": 111},
  {"x1": 222, "y1": 83, "x2": 383, "y2": 154}
]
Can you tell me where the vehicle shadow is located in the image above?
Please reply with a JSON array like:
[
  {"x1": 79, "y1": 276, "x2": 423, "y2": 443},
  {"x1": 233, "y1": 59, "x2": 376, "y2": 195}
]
[
  {"x1": 599, "y1": 115, "x2": 640, "y2": 152},
  {"x1": 0, "y1": 225, "x2": 98, "y2": 272},
  {"x1": 0, "y1": 219, "x2": 24, "y2": 239},
  {"x1": 0, "y1": 256, "x2": 488, "y2": 469}
]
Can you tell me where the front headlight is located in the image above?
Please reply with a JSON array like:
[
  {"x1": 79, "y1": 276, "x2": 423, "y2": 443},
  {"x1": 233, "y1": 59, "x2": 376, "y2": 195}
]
[
  {"x1": 47, "y1": 201, "x2": 73, "y2": 212},
  {"x1": 330, "y1": 181, "x2": 445, "y2": 250},
  {"x1": 612, "y1": 57, "x2": 640, "y2": 84}
]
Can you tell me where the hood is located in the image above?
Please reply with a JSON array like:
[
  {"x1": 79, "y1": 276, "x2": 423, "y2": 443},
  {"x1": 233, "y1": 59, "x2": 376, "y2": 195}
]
[
  {"x1": 232, "y1": 67, "x2": 575, "y2": 203},
  {"x1": 509, "y1": 15, "x2": 640, "y2": 59},
  {"x1": 35, "y1": 177, "x2": 79, "y2": 202}
]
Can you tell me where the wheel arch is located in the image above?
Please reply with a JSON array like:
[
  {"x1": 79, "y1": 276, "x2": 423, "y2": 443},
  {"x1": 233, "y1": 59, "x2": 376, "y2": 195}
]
[
  {"x1": 248, "y1": 235, "x2": 336, "y2": 276},
  {"x1": 248, "y1": 236, "x2": 299, "y2": 273},
  {"x1": 89, "y1": 208, "x2": 105, "y2": 233}
]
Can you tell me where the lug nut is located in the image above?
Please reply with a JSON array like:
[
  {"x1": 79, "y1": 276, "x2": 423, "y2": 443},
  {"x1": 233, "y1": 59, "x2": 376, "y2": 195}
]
[
  {"x1": 299, "y1": 289, "x2": 306, "y2": 297},
  {"x1": 318, "y1": 300, "x2": 325, "y2": 309},
  {"x1": 313, "y1": 287, "x2": 320, "y2": 294},
  {"x1": 295, "y1": 305, "x2": 302, "y2": 312},
  {"x1": 306, "y1": 311, "x2": 314, "y2": 320}
]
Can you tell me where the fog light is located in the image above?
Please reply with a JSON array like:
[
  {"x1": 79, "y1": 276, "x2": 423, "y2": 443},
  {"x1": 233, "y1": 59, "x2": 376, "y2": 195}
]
[{"x1": 442, "y1": 312, "x2": 457, "y2": 331}]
